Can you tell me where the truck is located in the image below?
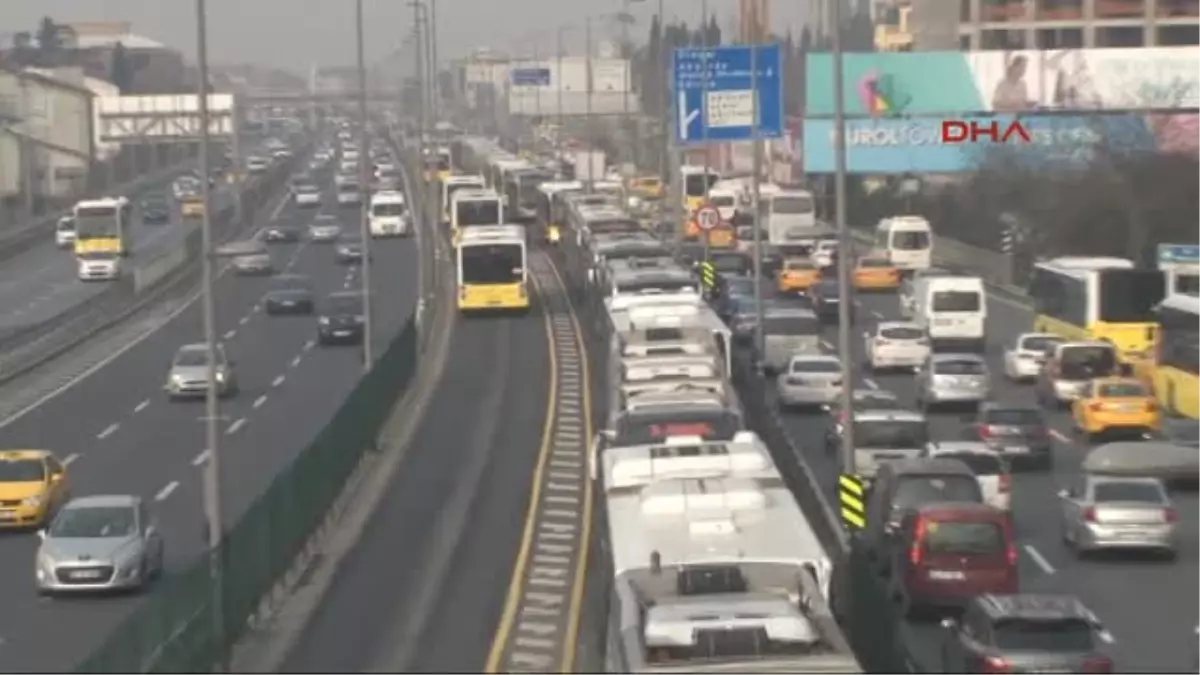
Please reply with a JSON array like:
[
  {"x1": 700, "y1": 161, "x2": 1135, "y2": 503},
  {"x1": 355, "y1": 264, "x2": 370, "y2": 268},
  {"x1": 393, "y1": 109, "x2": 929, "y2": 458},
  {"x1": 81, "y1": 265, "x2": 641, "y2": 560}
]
[{"x1": 570, "y1": 149, "x2": 606, "y2": 187}]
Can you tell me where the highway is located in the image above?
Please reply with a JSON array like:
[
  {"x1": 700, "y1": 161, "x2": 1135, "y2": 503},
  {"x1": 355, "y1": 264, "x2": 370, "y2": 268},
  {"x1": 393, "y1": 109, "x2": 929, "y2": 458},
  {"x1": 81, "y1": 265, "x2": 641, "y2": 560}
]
[
  {"x1": 279, "y1": 206, "x2": 565, "y2": 673},
  {"x1": 0, "y1": 161, "x2": 420, "y2": 673},
  {"x1": 775, "y1": 285, "x2": 1199, "y2": 673},
  {"x1": 0, "y1": 167, "x2": 240, "y2": 340}
]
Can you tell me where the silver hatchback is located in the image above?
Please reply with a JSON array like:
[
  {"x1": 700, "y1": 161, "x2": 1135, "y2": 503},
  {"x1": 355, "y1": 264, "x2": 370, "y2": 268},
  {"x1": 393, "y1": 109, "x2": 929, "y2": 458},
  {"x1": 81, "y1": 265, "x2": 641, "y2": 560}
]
[
  {"x1": 916, "y1": 353, "x2": 991, "y2": 411},
  {"x1": 166, "y1": 342, "x2": 238, "y2": 399},
  {"x1": 776, "y1": 354, "x2": 843, "y2": 410},
  {"x1": 1059, "y1": 474, "x2": 1178, "y2": 558},
  {"x1": 35, "y1": 495, "x2": 164, "y2": 594}
]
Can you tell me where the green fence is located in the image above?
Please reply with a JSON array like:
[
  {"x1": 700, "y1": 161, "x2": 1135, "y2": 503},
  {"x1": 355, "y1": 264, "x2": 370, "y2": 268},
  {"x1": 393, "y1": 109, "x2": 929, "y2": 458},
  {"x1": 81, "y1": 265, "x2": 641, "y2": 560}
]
[
  {"x1": 841, "y1": 539, "x2": 912, "y2": 673},
  {"x1": 76, "y1": 316, "x2": 420, "y2": 673}
]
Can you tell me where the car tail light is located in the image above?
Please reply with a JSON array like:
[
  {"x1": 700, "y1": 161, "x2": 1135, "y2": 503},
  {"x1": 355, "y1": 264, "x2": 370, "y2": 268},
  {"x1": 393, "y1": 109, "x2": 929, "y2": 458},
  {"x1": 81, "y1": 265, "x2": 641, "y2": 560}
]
[
  {"x1": 979, "y1": 424, "x2": 994, "y2": 438},
  {"x1": 1089, "y1": 402, "x2": 1104, "y2": 413},
  {"x1": 1082, "y1": 656, "x2": 1113, "y2": 673},
  {"x1": 1145, "y1": 401, "x2": 1157, "y2": 412},
  {"x1": 518, "y1": 282, "x2": 527, "y2": 298},
  {"x1": 999, "y1": 473, "x2": 1012, "y2": 492},
  {"x1": 1084, "y1": 506, "x2": 1098, "y2": 522},
  {"x1": 1164, "y1": 507, "x2": 1178, "y2": 523},
  {"x1": 909, "y1": 517, "x2": 927, "y2": 566},
  {"x1": 980, "y1": 655, "x2": 1011, "y2": 673},
  {"x1": 1006, "y1": 542, "x2": 1018, "y2": 567}
]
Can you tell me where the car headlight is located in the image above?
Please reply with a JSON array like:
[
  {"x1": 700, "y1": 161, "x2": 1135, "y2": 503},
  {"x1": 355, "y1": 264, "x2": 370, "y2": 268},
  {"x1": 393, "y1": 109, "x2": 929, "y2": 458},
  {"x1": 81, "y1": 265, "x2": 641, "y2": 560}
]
[
  {"x1": 319, "y1": 317, "x2": 330, "y2": 325},
  {"x1": 215, "y1": 371, "x2": 226, "y2": 382},
  {"x1": 171, "y1": 373, "x2": 185, "y2": 385},
  {"x1": 21, "y1": 494, "x2": 43, "y2": 507}
]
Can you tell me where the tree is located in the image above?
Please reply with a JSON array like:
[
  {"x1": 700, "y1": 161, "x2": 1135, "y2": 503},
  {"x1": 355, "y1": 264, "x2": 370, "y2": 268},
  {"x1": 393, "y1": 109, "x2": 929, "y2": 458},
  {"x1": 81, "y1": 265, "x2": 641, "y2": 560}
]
[
  {"x1": 705, "y1": 16, "x2": 722, "y2": 46},
  {"x1": 37, "y1": 16, "x2": 61, "y2": 54},
  {"x1": 110, "y1": 42, "x2": 134, "y2": 92},
  {"x1": 11, "y1": 32, "x2": 34, "y2": 66}
]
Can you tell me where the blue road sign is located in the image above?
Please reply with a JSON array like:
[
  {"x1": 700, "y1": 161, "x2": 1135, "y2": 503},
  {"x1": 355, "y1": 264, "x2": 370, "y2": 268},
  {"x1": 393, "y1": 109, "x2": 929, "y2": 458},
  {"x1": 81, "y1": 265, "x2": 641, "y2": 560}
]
[
  {"x1": 1158, "y1": 243, "x2": 1200, "y2": 264},
  {"x1": 511, "y1": 68, "x2": 551, "y2": 87},
  {"x1": 672, "y1": 44, "x2": 783, "y2": 145}
]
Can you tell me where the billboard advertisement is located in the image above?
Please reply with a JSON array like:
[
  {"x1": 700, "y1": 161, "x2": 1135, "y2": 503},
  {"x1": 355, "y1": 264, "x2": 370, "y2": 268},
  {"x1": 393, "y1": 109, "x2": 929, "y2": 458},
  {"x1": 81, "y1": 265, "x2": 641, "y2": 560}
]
[{"x1": 802, "y1": 114, "x2": 1158, "y2": 174}]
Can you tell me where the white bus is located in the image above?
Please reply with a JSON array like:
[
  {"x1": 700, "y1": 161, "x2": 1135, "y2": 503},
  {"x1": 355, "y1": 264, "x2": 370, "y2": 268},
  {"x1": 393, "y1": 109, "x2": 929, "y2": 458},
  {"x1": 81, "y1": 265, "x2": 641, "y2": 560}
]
[
  {"x1": 597, "y1": 432, "x2": 859, "y2": 673},
  {"x1": 875, "y1": 215, "x2": 933, "y2": 272},
  {"x1": 441, "y1": 174, "x2": 486, "y2": 226},
  {"x1": 368, "y1": 190, "x2": 409, "y2": 237},
  {"x1": 456, "y1": 224, "x2": 529, "y2": 312},
  {"x1": 451, "y1": 188, "x2": 504, "y2": 235}
]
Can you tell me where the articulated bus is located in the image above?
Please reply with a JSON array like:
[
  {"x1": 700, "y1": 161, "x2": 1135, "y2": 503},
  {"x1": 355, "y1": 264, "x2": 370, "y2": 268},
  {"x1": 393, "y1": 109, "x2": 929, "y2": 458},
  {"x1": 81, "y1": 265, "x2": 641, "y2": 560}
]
[
  {"x1": 441, "y1": 175, "x2": 486, "y2": 226},
  {"x1": 456, "y1": 224, "x2": 530, "y2": 312},
  {"x1": 679, "y1": 165, "x2": 720, "y2": 214},
  {"x1": 450, "y1": 189, "x2": 504, "y2": 246},
  {"x1": 1158, "y1": 243, "x2": 1199, "y2": 296},
  {"x1": 1151, "y1": 293, "x2": 1199, "y2": 419},
  {"x1": 536, "y1": 181, "x2": 583, "y2": 243},
  {"x1": 73, "y1": 196, "x2": 133, "y2": 256},
  {"x1": 1027, "y1": 256, "x2": 1166, "y2": 364}
]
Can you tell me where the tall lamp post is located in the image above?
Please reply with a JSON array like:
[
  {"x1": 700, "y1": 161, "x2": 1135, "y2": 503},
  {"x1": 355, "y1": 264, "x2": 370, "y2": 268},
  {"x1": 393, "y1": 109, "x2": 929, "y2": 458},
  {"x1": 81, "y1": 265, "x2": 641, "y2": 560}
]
[
  {"x1": 355, "y1": 0, "x2": 376, "y2": 370},
  {"x1": 193, "y1": 0, "x2": 226, "y2": 669}
]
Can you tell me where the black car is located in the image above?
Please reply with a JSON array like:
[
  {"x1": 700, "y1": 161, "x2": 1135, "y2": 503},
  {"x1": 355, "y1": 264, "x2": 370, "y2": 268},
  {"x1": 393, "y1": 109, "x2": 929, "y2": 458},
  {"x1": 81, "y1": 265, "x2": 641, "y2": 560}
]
[
  {"x1": 335, "y1": 235, "x2": 366, "y2": 264},
  {"x1": 317, "y1": 291, "x2": 365, "y2": 345},
  {"x1": 714, "y1": 275, "x2": 756, "y2": 322},
  {"x1": 263, "y1": 225, "x2": 301, "y2": 243},
  {"x1": 810, "y1": 279, "x2": 847, "y2": 324},
  {"x1": 263, "y1": 275, "x2": 315, "y2": 315},
  {"x1": 140, "y1": 195, "x2": 171, "y2": 224},
  {"x1": 967, "y1": 402, "x2": 1053, "y2": 470}
]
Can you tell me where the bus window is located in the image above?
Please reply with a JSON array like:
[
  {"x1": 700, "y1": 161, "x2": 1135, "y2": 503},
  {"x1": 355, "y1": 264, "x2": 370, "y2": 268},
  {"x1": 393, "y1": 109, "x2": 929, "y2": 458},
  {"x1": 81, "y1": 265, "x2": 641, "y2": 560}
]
[
  {"x1": 456, "y1": 200, "x2": 501, "y2": 227},
  {"x1": 683, "y1": 172, "x2": 717, "y2": 198},
  {"x1": 461, "y1": 244, "x2": 524, "y2": 284},
  {"x1": 770, "y1": 195, "x2": 814, "y2": 215},
  {"x1": 892, "y1": 229, "x2": 930, "y2": 251}
]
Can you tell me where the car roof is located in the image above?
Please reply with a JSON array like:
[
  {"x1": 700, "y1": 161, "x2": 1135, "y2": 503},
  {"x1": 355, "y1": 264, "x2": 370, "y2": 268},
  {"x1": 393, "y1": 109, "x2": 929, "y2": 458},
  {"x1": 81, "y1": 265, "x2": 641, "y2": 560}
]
[
  {"x1": 886, "y1": 457, "x2": 974, "y2": 476},
  {"x1": 327, "y1": 290, "x2": 362, "y2": 300},
  {"x1": 1086, "y1": 474, "x2": 1165, "y2": 487},
  {"x1": 915, "y1": 501, "x2": 1003, "y2": 519},
  {"x1": 0, "y1": 449, "x2": 52, "y2": 461},
  {"x1": 975, "y1": 593, "x2": 1095, "y2": 622},
  {"x1": 979, "y1": 401, "x2": 1040, "y2": 414},
  {"x1": 788, "y1": 354, "x2": 841, "y2": 364},
  {"x1": 177, "y1": 343, "x2": 208, "y2": 353},
  {"x1": 1091, "y1": 377, "x2": 1144, "y2": 388},
  {"x1": 927, "y1": 441, "x2": 1000, "y2": 457},
  {"x1": 64, "y1": 494, "x2": 140, "y2": 509},
  {"x1": 876, "y1": 321, "x2": 920, "y2": 331}
]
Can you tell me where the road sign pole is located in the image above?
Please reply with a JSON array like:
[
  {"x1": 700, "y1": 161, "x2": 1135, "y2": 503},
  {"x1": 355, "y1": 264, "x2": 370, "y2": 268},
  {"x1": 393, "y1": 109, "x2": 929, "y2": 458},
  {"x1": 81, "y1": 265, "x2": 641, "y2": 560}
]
[
  {"x1": 831, "y1": 0, "x2": 856, "y2": 475},
  {"x1": 750, "y1": 41, "x2": 766, "y2": 361},
  {"x1": 700, "y1": 0, "x2": 711, "y2": 222}
]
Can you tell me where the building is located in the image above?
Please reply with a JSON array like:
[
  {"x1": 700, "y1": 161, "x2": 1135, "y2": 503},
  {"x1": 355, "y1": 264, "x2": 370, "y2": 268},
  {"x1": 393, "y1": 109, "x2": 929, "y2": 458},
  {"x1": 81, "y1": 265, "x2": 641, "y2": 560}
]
[
  {"x1": 877, "y1": 0, "x2": 1198, "y2": 51},
  {"x1": 739, "y1": 0, "x2": 771, "y2": 41},
  {"x1": 0, "y1": 66, "x2": 93, "y2": 200},
  {"x1": 63, "y1": 21, "x2": 190, "y2": 94}
]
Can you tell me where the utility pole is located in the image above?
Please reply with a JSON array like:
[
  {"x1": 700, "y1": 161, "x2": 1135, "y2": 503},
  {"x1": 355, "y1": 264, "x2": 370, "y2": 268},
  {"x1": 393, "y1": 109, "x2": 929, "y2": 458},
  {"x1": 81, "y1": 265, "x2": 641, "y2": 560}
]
[
  {"x1": 411, "y1": 1, "x2": 429, "y2": 222},
  {"x1": 656, "y1": 0, "x2": 667, "y2": 179},
  {"x1": 194, "y1": 0, "x2": 227, "y2": 670},
  {"x1": 429, "y1": 0, "x2": 439, "y2": 107},
  {"x1": 355, "y1": 0, "x2": 376, "y2": 369},
  {"x1": 749, "y1": 27, "x2": 765, "y2": 359},
  {"x1": 584, "y1": 16, "x2": 594, "y2": 192},
  {"x1": 700, "y1": 0, "x2": 711, "y2": 267},
  {"x1": 831, "y1": 0, "x2": 855, "y2": 473},
  {"x1": 229, "y1": 104, "x2": 243, "y2": 228},
  {"x1": 556, "y1": 27, "x2": 565, "y2": 173}
]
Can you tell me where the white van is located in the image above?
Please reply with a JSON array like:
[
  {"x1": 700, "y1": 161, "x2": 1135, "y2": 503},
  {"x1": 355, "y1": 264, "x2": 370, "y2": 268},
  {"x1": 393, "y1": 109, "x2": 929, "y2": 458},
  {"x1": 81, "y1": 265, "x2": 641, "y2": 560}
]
[
  {"x1": 369, "y1": 190, "x2": 409, "y2": 237},
  {"x1": 913, "y1": 274, "x2": 987, "y2": 352},
  {"x1": 706, "y1": 186, "x2": 740, "y2": 222},
  {"x1": 875, "y1": 215, "x2": 933, "y2": 272},
  {"x1": 55, "y1": 215, "x2": 76, "y2": 248}
]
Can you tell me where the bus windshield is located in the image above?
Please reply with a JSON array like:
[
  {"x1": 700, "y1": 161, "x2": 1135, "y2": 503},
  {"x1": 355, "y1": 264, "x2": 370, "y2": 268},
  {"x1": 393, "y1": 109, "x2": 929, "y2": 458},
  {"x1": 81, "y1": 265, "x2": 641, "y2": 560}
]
[
  {"x1": 683, "y1": 172, "x2": 717, "y2": 197},
  {"x1": 461, "y1": 244, "x2": 524, "y2": 284},
  {"x1": 456, "y1": 200, "x2": 500, "y2": 226},
  {"x1": 74, "y1": 208, "x2": 120, "y2": 239},
  {"x1": 1098, "y1": 270, "x2": 1165, "y2": 323}
]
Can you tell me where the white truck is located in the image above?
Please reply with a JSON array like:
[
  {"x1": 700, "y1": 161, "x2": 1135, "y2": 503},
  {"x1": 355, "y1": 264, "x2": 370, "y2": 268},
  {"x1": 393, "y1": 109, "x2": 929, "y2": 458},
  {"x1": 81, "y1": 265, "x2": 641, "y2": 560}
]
[{"x1": 570, "y1": 150, "x2": 606, "y2": 187}]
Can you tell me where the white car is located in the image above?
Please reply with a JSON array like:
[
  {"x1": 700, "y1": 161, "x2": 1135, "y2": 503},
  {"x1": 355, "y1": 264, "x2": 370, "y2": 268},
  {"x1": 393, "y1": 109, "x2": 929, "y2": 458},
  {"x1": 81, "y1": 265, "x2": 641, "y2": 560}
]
[
  {"x1": 55, "y1": 216, "x2": 76, "y2": 248},
  {"x1": 776, "y1": 354, "x2": 844, "y2": 409},
  {"x1": 863, "y1": 321, "x2": 929, "y2": 371},
  {"x1": 293, "y1": 185, "x2": 322, "y2": 207},
  {"x1": 811, "y1": 239, "x2": 839, "y2": 268},
  {"x1": 1003, "y1": 332, "x2": 1064, "y2": 382},
  {"x1": 77, "y1": 252, "x2": 121, "y2": 281},
  {"x1": 924, "y1": 442, "x2": 1011, "y2": 512}
]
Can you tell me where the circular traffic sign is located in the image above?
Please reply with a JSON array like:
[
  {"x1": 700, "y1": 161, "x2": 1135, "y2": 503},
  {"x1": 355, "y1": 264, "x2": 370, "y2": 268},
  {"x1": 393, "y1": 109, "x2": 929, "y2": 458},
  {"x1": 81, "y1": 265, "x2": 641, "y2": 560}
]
[{"x1": 696, "y1": 205, "x2": 720, "y2": 231}]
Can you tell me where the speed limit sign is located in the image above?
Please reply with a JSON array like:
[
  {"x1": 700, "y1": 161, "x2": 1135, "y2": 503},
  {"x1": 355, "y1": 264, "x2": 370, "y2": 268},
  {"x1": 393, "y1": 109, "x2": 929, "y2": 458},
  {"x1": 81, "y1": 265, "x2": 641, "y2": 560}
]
[{"x1": 695, "y1": 205, "x2": 721, "y2": 231}]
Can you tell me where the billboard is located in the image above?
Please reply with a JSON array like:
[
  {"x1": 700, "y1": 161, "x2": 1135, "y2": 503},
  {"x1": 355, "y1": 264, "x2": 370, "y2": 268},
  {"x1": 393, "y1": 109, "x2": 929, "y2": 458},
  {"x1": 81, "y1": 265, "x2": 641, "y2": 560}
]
[{"x1": 802, "y1": 114, "x2": 1158, "y2": 174}]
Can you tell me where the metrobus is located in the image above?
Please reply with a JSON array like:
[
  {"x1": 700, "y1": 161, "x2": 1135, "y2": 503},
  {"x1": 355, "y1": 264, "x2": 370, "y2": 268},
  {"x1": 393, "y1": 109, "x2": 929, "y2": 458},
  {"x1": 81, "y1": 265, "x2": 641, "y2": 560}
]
[
  {"x1": 441, "y1": 174, "x2": 486, "y2": 225},
  {"x1": 451, "y1": 189, "x2": 504, "y2": 246},
  {"x1": 1157, "y1": 243, "x2": 1199, "y2": 296},
  {"x1": 456, "y1": 224, "x2": 530, "y2": 312},
  {"x1": 73, "y1": 196, "x2": 133, "y2": 256},
  {"x1": 536, "y1": 180, "x2": 583, "y2": 243},
  {"x1": 1027, "y1": 256, "x2": 1166, "y2": 364},
  {"x1": 1151, "y1": 293, "x2": 1199, "y2": 419},
  {"x1": 679, "y1": 165, "x2": 720, "y2": 214},
  {"x1": 368, "y1": 190, "x2": 408, "y2": 237}
]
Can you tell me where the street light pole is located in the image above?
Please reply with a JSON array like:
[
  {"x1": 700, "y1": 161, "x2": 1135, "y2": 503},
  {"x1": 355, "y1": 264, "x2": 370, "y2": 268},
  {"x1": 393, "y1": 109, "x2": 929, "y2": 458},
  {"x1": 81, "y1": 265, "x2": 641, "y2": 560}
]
[
  {"x1": 355, "y1": 0, "x2": 375, "y2": 370},
  {"x1": 429, "y1": 0, "x2": 439, "y2": 107},
  {"x1": 194, "y1": 0, "x2": 227, "y2": 669},
  {"x1": 831, "y1": 0, "x2": 855, "y2": 472}
]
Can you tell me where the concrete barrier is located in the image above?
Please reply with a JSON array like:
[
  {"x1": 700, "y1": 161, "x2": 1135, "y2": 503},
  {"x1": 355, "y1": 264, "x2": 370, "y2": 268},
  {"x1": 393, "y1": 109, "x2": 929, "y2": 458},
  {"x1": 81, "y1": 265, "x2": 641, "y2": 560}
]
[{"x1": 132, "y1": 225, "x2": 197, "y2": 294}]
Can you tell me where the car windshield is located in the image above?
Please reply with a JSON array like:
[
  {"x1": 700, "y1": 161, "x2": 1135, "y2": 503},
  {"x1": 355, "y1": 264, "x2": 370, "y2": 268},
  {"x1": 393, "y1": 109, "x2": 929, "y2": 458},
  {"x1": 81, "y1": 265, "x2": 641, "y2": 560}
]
[
  {"x1": 0, "y1": 458, "x2": 45, "y2": 482},
  {"x1": 725, "y1": 278, "x2": 755, "y2": 297},
  {"x1": 937, "y1": 452, "x2": 1004, "y2": 476},
  {"x1": 326, "y1": 295, "x2": 363, "y2": 314},
  {"x1": 784, "y1": 259, "x2": 815, "y2": 271},
  {"x1": 922, "y1": 521, "x2": 1005, "y2": 555},
  {"x1": 174, "y1": 349, "x2": 209, "y2": 367},
  {"x1": 790, "y1": 359, "x2": 841, "y2": 374},
  {"x1": 1093, "y1": 482, "x2": 1164, "y2": 503},
  {"x1": 1021, "y1": 335, "x2": 1062, "y2": 352},
  {"x1": 992, "y1": 618, "x2": 1096, "y2": 652},
  {"x1": 815, "y1": 280, "x2": 841, "y2": 297},
  {"x1": 1059, "y1": 346, "x2": 1117, "y2": 378},
  {"x1": 857, "y1": 419, "x2": 928, "y2": 447},
  {"x1": 1098, "y1": 382, "x2": 1147, "y2": 398},
  {"x1": 50, "y1": 506, "x2": 136, "y2": 538},
  {"x1": 935, "y1": 359, "x2": 987, "y2": 375},
  {"x1": 270, "y1": 277, "x2": 311, "y2": 292},
  {"x1": 893, "y1": 475, "x2": 982, "y2": 510},
  {"x1": 859, "y1": 257, "x2": 891, "y2": 269},
  {"x1": 983, "y1": 407, "x2": 1043, "y2": 426},
  {"x1": 880, "y1": 326, "x2": 924, "y2": 341}
]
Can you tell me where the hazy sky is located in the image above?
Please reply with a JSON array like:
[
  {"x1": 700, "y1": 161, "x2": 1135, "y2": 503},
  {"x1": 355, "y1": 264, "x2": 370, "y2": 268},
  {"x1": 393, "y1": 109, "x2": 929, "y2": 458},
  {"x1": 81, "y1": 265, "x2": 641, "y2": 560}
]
[{"x1": 0, "y1": 0, "x2": 829, "y2": 72}]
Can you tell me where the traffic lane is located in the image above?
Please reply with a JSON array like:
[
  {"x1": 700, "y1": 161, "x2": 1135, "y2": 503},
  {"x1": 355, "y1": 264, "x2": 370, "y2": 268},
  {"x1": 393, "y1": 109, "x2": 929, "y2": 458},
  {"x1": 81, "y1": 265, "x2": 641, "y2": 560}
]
[
  {"x1": 281, "y1": 314, "x2": 544, "y2": 672},
  {"x1": 0, "y1": 243, "x2": 327, "y2": 673},
  {"x1": 0, "y1": 178, "x2": 238, "y2": 334}
]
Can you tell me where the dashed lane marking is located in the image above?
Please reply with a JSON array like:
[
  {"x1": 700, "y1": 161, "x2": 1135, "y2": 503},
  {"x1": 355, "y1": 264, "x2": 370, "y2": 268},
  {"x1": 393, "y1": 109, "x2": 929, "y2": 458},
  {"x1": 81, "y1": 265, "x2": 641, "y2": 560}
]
[
  {"x1": 133, "y1": 399, "x2": 150, "y2": 413},
  {"x1": 1023, "y1": 544, "x2": 1056, "y2": 575},
  {"x1": 238, "y1": 316, "x2": 249, "y2": 326},
  {"x1": 63, "y1": 453, "x2": 79, "y2": 466},
  {"x1": 290, "y1": 355, "x2": 302, "y2": 368},
  {"x1": 253, "y1": 394, "x2": 268, "y2": 409},
  {"x1": 303, "y1": 339, "x2": 315, "y2": 351},
  {"x1": 870, "y1": 309, "x2": 883, "y2": 319},
  {"x1": 821, "y1": 339, "x2": 834, "y2": 351},
  {"x1": 154, "y1": 481, "x2": 179, "y2": 502},
  {"x1": 96, "y1": 423, "x2": 119, "y2": 440},
  {"x1": 1049, "y1": 428, "x2": 1071, "y2": 444},
  {"x1": 192, "y1": 449, "x2": 211, "y2": 467},
  {"x1": 271, "y1": 374, "x2": 286, "y2": 387},
  {"x1": 486, "y1": 252, "x2": 593, "y2": 674},
  {"x1": 223, "y1": 329, "x2": 237, "y2": 340},
  {"x1": 863, "y1": 378, "x2": 880, "y2": 390},
  {"x1": 226, "y1": 417, "x2": 247, "y2": 435}
]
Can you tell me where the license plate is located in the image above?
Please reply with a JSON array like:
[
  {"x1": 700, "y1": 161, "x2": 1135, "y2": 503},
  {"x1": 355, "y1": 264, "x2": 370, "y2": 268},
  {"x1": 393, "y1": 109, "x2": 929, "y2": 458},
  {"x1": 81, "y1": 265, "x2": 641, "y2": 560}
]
[
  {"x1": 928, "y1": 569, "x2": 966, "y2": 580},
  {"x1": 487, "y1": 300, "x2": 502, "y2": 306},
  {"x1": 0, "y1": 511, "x2": 13, "y2": 520},
  {"x1": 333, "y1": 330, "x2": 350, "y2": 337},
  {"x1": 280, "y1": 301, "x2": 294, "y2": 306},
  {"x1": 1004, "y1": 445, "x2": 1029, "y2": 454},
  {"x1": 70, "y1": 570, "x2": 104, "y2": 580},
  {"x1": 1117, "y1": 403, "x2": 1140, "y2": 412}
]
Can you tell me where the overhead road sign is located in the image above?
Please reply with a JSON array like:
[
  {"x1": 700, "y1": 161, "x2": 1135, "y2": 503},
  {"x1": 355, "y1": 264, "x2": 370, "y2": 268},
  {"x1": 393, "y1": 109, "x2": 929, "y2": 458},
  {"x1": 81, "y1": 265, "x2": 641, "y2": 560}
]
[
  {"x1": 511, "y1": 68, "x2": 551, "y2": 87},
  {"x1": 672, "y1": 44, "x2": 784, "y2": 145},
  {"x1": 696, "y1": 205, "x2": 720, "y2": 231},
  {"x1": 1158, "y1": 243, "x2": 1200, "y2": 264}
]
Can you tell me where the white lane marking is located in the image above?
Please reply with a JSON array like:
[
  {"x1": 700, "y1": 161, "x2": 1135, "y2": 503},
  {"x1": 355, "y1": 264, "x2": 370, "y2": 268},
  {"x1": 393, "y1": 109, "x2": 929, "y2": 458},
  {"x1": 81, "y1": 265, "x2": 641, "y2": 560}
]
[
  {"x1": 253, "y1": 394, "x2": 268, "y2": 409},
  {"x1": 238, "y1": 316, "x2": 249, "y2": 326},
  {"x1": 271, "y1": 374, "x2": 286, "y2": 387},
  {"x1": 290, "y1": 355, "x2": 302, "y2": 368},
  {"x1": 226, "y1": 417, "x2": 247, "y2": 435},
  {"x1": 192, "y1": 449, "x2": 211, "y2": 466},
  {"x1": 863, "y1": 378, "x2": 880, "y2": 390},
  {"x1": 63, "y1": 453, "x2": 80, "y2": 466},
  {"x1": 303, "y1": 339, "x2": 315, "y2": 351},
  {"x1": 96, "y1": 423, "x2": 120, "y2": 440},
  {"x1": 1049, "y1": 428, "x2": 1071, "y2": 444},
  {"x1": 253, "y1": 304, "x2": 262, "y2": 313},
  {"x1": 820, "y1": 339, "x2": 834, "y2": 351},
  {"x1": 870, "y1": 310, "x2": 883, "y2": 319},
  {"x1": 133, "y1": 399, "x2": 150, "y2": 413},
  {"x1": 343, "y1": 279, "x2": 353, "y2": 289},
  {"x1": 154, "y1": 481, "x2": 179, "y2": 502},
  {"x1": 1023, "y1": 544, "x2": 1056, "y2": 575},
  {"x1": 1097, "y1": 629, "x2": 1115, "y2": 644},
  {"x1": 222, "y1": 328, "x2": 237, "y2": 339},
  {"x1": 269, "y1": 187, "x2": 291, "y2": 220}
]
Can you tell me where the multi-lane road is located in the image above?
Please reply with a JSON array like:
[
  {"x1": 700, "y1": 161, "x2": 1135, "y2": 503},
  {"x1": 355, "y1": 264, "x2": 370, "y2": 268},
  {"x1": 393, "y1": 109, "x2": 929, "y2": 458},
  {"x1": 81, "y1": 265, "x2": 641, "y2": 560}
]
[
  {"x1": 0, "y1": 168, "x2": 237, "y2": 340},
  {"x1": 778, "y1": 285, "x2": 1198, "y2": 673},
  {"x1": 0, "y1": 159, "x2": 420, "y2": 672}
]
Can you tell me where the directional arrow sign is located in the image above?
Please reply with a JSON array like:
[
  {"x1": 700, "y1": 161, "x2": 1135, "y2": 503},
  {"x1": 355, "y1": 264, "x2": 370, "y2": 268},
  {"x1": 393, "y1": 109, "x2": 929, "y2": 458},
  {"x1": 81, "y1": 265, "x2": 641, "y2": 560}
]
[
  {"x1": 679, "y1": 92, "x2": 700, "y2": 141},
  {"x1": 672, "y1": 44, "x2": 783, "y2": 145}
]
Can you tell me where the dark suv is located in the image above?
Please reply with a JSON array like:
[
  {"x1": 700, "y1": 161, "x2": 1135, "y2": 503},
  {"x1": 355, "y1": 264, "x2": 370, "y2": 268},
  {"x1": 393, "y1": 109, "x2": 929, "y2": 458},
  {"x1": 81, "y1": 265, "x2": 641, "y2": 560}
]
[{"x1": 968, "y1": 402, "x2": 1053, "y2": 470}]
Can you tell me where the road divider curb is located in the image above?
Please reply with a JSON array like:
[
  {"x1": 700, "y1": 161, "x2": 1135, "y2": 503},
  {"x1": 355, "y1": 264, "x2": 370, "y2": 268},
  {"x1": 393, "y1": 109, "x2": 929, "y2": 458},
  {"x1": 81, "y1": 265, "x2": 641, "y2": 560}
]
[{"x1": 133, "y1": 226, "x2": 199, "y2": 294}]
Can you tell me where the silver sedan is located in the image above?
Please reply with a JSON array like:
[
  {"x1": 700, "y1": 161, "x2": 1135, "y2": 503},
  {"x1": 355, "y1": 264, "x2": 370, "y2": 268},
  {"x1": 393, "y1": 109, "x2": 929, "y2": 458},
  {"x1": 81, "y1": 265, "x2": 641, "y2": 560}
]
[
  {"x1": 776, "y1": 354, "x2": 843, "y2": 410},
  {"x1": 1059, "y1": 474, "x2": 1178, "y2": 558},
  {"x1": 35, "y1": 495, "x2": 164, "y2": 594}
]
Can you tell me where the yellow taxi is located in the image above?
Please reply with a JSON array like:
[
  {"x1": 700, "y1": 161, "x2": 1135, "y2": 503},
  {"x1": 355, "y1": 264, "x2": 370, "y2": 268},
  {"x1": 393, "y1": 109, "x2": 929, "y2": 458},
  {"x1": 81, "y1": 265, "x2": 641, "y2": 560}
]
[
  {"x1": 0, "y1": 450, "x2": 70, "y2": 529},
  {"x1": 629, "y1": 175, "x2": 665, "y2": 200},
  {"x1": 853, "y1": 254, "x2": 902, "y2": 291},
  {"x1": 777, "y1": 257, "x2": 821, "y2": 293},
  {"x1": 1071, "y1": 377, "x2": 1162, "y2": 440}
]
